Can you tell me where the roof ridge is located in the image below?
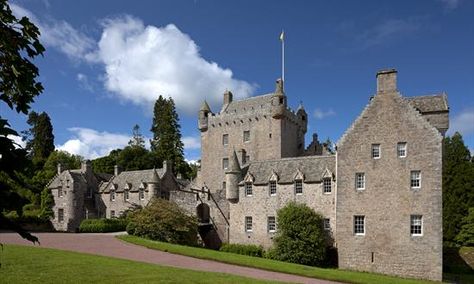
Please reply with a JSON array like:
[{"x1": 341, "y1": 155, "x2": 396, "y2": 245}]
[{"x1": 250, "y1": 155, "x2": 335, "y2": 164}]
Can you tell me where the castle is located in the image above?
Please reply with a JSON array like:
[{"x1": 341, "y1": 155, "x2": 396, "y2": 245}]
[{"x1": 48, "y1": 69, "x2": 448, "y2": 281}]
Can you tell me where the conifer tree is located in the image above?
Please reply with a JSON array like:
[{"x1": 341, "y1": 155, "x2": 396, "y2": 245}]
[
  {"x1": 23, "y1": 111, "x2": 55, "y2": 167},
  {"x1": 128, "y1": 124, "x2": 145, "y2": 148}
]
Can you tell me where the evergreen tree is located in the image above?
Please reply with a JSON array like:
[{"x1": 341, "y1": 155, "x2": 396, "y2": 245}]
[
  {"x1": 443, "y1": 132, "x2": 474, "y2": 244},
  {"x1": 128, "y1": 124, "x2": 146, "y2": 148},
  {"x1": 455, "y1": 207, "x2": 474, "y2": 246},
  {"x1": 150, "y1": 96, "x2": 189, "y2": 177},
  {"x1": 23, "y1": 111, "x2": 55, "y2": 167}
]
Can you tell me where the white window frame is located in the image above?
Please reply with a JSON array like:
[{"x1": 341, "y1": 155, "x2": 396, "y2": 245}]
[
  {"x1": 355, "y1": 173, "x2": 365, "y2": 190},
  {"x1": 222, "y1": 134, "x2": 229, "y2": 146},
  {"x1": 245, "y1": 216, "x2": 253, "y2": 232},
  {"x1": 354, "y1": 215, "x2": 365, "y2": 235},
  {"x1": 222, "y1": 158, "x2": 229, "y2": 170},
  {"x1": 243, "y1": 130, "x2": 250, "y2": 142},
  {"x1": 294, "y1": 180, "x2": 303, "y2": 195},
  {"x1": 324, "y1": 218, "x2": 330, "y2": 230},
  {"x1": 371, "y1": 144, "x2": 381, "y2": 159},
  {"x1": 397, "y1": 142, "x2": 407, "y2": 158},
  {"x1": 269, "y1": 181, "x2": 277, "y2": 196},
  {"x1": 245, "y1": 182, "x2": 253, "y2": 196},
  {"x1": 323, "y1": 178, "x2": 332, "y2": 194},
  {"x1": 267, "y1": 216, "x2": 276, "y2": 233},
  {"x1": 410, "y1": 215, "x2": 423, "y2": 236},
  {"x1": 411, "y1": 171, "x2": 421, "y2": 189}
]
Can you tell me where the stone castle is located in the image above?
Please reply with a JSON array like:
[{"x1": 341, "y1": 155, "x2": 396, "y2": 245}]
[{"x1": 48, "y1": 69, "x2": 448, "y2": 281}]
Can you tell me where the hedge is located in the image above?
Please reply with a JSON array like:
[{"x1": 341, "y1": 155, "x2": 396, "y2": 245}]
[
  {"x1": 79, "y1": 218, "x2": 127, "y2": 233},
  {"x1": 219, "y1": 243, "x2": 264, "y2": 257}
]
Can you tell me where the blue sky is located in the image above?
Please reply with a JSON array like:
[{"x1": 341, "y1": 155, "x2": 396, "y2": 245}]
[{"x1": 4, "y1": 0, "x2": 474, "y2": 161}]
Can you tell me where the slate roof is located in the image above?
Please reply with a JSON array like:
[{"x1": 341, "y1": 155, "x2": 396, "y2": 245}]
[
  {"x1": 245, "y1": 155, "x2": 335, "y2": 185},
  {"x1": 220, "y1": 94, "x2": 274, "y2": 115},
  {"x1": 99, "y1": 169, "x2": 165, "y2": 193},
  {"x1": 405, "y1": 94, "x2": 448, "y2": 113}
]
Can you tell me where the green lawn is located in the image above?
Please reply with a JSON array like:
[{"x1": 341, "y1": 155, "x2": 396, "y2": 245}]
[
  {"x1": 117, "y1": 235, "x2": 436, "y2": 284},
  {"x1": 0, "y1": 244, "x2": 277, "y2": 283}
]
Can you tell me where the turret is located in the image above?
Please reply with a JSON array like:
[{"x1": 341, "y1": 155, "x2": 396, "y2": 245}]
[
  {"x1": 296, "y1": 102, "x2": 308, "y2": 133},
  {"x1": 271, "y1": 78, "x2": 286, "y2": 119},
  {"x1": 198, "y1": 100, "x2": 211, "y2": 131},
  {"x1": 147, "y1": 168, "x2": 160, "y2": 196},
  {"x1": 225, "y1": 150, "x2": 241, "y2": 202}
]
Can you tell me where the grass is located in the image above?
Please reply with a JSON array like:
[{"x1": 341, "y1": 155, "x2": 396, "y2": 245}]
[
  {"x1": 118, "y1": 235, "x2": 436, "y2": 284},
  {"x1": 0, "y1": 244, "x2": 277, "y2": 283}
]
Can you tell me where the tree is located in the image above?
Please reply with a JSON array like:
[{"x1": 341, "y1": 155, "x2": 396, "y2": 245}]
[
  {"x1": 128, "y1": 124, "x2": 145, "y2": 148},
  {"x1": 117, "y1": 146, "x2": 158, "y2": 171},
  {"x1": 23, "y1": 111, "x2": 55, "y2": 167},
  {"x1": 150, "y1": 96, "x2": 189, "y2": 177},
  {"x1": 443, "y1": 132, "x2": 474, "y2": 244},
  {"x1": 455, "y1": 207, "x2": 474, "y2": 246},
  {"x1": 92, "y1": 149, "x2": 121, "y2": 174},
  {"x1": 269, "y1": 202, "x2": 327, "y2": 266},
  {"x1": 0, "y1": 0, "x2": 45, "y2": 243}
]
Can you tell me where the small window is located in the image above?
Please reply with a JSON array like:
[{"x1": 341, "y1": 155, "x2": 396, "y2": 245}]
[
  {"x1": 295, "y1": 180, "x2": 303, "y2": 195},
  {"x1": 410, "y1": 215, "x2": 423, "y2": 236},
  {"x1": 243, "y1": 130, "x2": 250, "y2": 142},
  {"x1": 111, "y1": 210, "x2": 115, "y2": 218},
  {"x1": 245, "y1": 216, "x2": 253, "y2": 232},
  {"x1": 58, "y1": 208, "x2": 64, "y2": 222},
  {"x1": 371, "y1": 144, "x2": 380, "y2": 159},
  {"x1": 58, "y1": 188, "x2": 63, "y2": 198},
  {"x1": 411, "y1": 171, "x2": 421, "y2": 188},
  {"x1": 110, "y1": 190, "x2": 116, "y2": 201},
  {"x1": 323, "y1": 178, "x2": 332, "y2": 193},
  {"x1": 124, "y1": 190, "x2": 129, "y2": 201},
  {"x1": 66, "y1": 179, "x2": 70, "y2": 188},
  {"x1": 244, "y1": 155, "x2": 250, "y2": 164},
  {"x1": 269, "y1": 181, "x2": 277, "y2": 196},
  {"x1": 222, "y1": 158, "x2": 229, "y2": 170},
  {"x1": 354, "y1": 215, "x2": 365, "y2": 235},
  {"x1": 245, "y1": 182, "x2": 253, "y2": 196},
  {"x1": 324, "y1": 218, "x2": 330, "y2": 230},
  {"x1": 268, "y1": 216, "x2": 276, "y2": 232},
  {"x1": 356, "y1": 173, "x2": 365, "y2": 190},
  {"x1": 139, "y1": 189, "x2": 145, "y2": 200},
  {"x1": 222, "y1": 134, "x2": 229, "y2": 146},
  {"x1": 222, "y1": 181, "x2": 226, "y2": 190},
  {"x1": 398, "y1": 142, "x2": 407, "y2": 158}
]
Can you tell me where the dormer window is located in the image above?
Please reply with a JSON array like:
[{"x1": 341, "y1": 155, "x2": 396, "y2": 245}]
[
  {"x1": 245, "y1": 182, "x2": 253, "y2": 196},
  {"x1": 294, "y1": 180, "x2": 303, "y2": 195},
  {"x1": 110, "y1": 190, "x2": 115, "y2": 201},
  {"x1": 124, "y1": 190, "x2": 129, "y2": 201},
  {"x1": 139, "y1": 189, "x2": 145, "y2": 200}
]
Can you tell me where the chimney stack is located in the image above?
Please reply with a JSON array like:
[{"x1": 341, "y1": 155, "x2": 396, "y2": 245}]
[
  {"x1": 376, "y1": 69, "x2": 397, "y2": 93},
  {"x1": 114, "y1": 165, "x2": 122, "y2": 176},
  {"x1": 223, "y1": 90, "x2": 233, "y2": 105},
  {"x1": 81, "y1": 160, "x2": 92, "y2": 174},
  {"x1": 57, "y1": 163, "x2": 62, "y2": 175}
]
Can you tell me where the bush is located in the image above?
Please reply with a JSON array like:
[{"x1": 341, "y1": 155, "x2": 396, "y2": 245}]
[
  {"x1": 79, "y1": 218, "x2": 127, "y2": 233},
  {"x1": 127, "y1": 198, "x2": 197, "y2": 246},
  {"x1": 219, "y1": 243, "x2": 264, "y2": 257},
  {"x1": 269, "y1": 201, "x2": 326, "y2": 266}
]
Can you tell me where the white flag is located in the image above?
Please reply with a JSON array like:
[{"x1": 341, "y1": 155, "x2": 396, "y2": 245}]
[{"x1": 279, "y1": 30, "x2": 284, "y2": 41}]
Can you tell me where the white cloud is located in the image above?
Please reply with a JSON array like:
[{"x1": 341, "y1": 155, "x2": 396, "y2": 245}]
[
  {"x1": 185, "y1": 159, "x2": 200, "y2": 165},
  {"x1": 439, "y1": 0, "x2": 459, "y2": 10},
  {"x1": 7, "y1": 134, "x2": 26, "y2": 149},
  {"x1": 89, "y1": 16, "x2": 256, "y2": 114},
  {"x1": 182, "y1": 136, "x2": 201, "y2": 150},
  {"x1": 57, "y1": 127, "x2": 131, "y2": 159},
  {"x1": 10, "y1": 3, "x2": 95, "y2": 60},
  {"x1": 313, "y1": 108, "x2": 336, "y2": 119},
  {"x1": 448, "y1": 108, "x2": 474, "y2": 136},
  {"x1": 76, "y1": 73, "x2": 94, "y2": 92}
]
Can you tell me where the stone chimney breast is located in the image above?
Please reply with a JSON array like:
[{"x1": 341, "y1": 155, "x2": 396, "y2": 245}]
[{"x1": 376, "y1": 69, "x2": 397, "y2": 93}]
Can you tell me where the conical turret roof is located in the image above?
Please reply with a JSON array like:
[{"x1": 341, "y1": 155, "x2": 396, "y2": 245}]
[
  {"x1": 200, "y1": 100, "x2": 211, "y2": 112},
  {"x1": 227, "y1": 149, "x2": 241, "y2": 173}
]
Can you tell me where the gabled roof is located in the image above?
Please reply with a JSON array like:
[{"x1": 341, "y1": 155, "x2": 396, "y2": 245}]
[
  {"x1": 405, "y1": 94, "x2": 448, "y2": 113},
  {"x1": 245, "y1": 155, "x2": 335, "y2": 185},
  {"x1": 99, "y1": 169, "x2": 165, "y2": 193}
]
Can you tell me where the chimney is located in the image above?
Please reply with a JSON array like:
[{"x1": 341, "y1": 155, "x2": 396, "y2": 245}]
[
  {"x1": 163, "y1": 160, "x2": 173, "y2": 173},
  {"x1": 81, "y1": 160, "x2": 92, "y2": 174},
  {"x1": 114, "y1": 165, "x2": 121, "y2": 176},
  {"x1": 223, "y1": 90, "x2": 233, "y2": 105},
  {"x1": 57, "y1": 163, "x2": 62, "y2": 175},
  {"x1": 376, "y1": 69, "x2": 397, "y2": 93}
]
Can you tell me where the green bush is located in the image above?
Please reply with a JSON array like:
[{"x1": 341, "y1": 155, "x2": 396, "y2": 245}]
[
  {"x1": 219, "y1": 243, "x2": 264, "y2": 257},
  {"x1": 127, "y1": 198, "x2": 197, "y2": 246},
  {"x1": 269, "y1": 201, "x2": 326, "y2": 266},
  {"x1": 22, "y1": 203, "x2": 41, "y2": 217},
  {"x1": 455, "y1": 207, "x2": 474, "y2": 246},
  {"x1": 79, "y1": 218, "x2": 127, "y2": 233}
]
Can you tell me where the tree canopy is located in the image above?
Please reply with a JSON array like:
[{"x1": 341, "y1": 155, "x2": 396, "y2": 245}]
[{"x1": 23, "y1": 111, "x2": 55, "y2": 167}]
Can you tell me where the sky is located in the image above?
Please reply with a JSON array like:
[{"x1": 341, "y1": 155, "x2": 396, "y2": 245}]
[{"x1": 3, "y1": 0, "x2": 474, "y2": 162}]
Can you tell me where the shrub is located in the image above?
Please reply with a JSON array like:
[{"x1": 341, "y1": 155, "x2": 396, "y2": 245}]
[
  {"x1": 127, "y1": 198, "x2": 197, "y2": 246},
  {"x1": 219, "y1": 243, "x2": 264, "y2": 257},
  {"x1": 79, "y1": 218, "x2": 127, "y2": 233},
  {"x1": 269, "y1": 201, "x2": 326, "y2": 266}
]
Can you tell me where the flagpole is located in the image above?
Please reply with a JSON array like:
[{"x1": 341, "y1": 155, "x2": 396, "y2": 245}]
[{"x1": 281, "y1": 31, "x2": 285, "y2": 83}]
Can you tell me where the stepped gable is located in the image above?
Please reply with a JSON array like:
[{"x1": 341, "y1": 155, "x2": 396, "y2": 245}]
[
  {"x1": 100, "y1": 169, "x2": 165, "y2": 193},
  {"x1": 244, "y1": 155, "x2": 335, "y2": 185},
  {"x1": 405, "y1": 93, "x2": 448, "y2": 113}
]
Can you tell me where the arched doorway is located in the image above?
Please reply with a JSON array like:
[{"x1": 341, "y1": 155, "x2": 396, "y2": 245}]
[{"x1": 196, "y1": 203, "x2": 210, "y2": 224}]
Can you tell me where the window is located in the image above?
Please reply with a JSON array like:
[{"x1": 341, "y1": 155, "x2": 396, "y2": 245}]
[
  {"x1": 324, "y1": 218, "x2": 330, "y2": 230},
  {"x1": 244, "y1": 154, "x2": 250, "y2": 164},
  {"x1": 222, "y1": 181, "x2": 226, "y2": 190},
  {"x1": 222, "y1": 134, "x2": 229, "y2": 146},
  {"x1": 269, "y1": 181, "x2": 277, "y2": 196},
  {"x1": 58, "y1": 208, "x2": 64, "y2": 222},
  {"x1": 110, "y1": 190, "x2": 116, "y2": 201},
  {"x1": 66, "y1": 179, "x2": 70, "y2": 188},
  {"x1": 354, "y1": 215, "x2": 365, "y2": 235},
  {"x1": 323, "y1": 178, "x2": 332, "y2": 193},
  {"x1": 124, "y1": 190, "x2": 129, "y2": 201},
  {"x1": 397, "y1": 142, "x2": 407, "y2": 158},
  {"x1": 356, "y1": 173, "x2": 365, "y2": 190},
  {"x1": 371, "y1": 144, "x2": 380, "y2": 159},
  {"x1": 243, "y1": 130, "x2": 250, "y2": 142},
  {"x1": 411, "y1": 171, "x2": 421, "y2": 188},
  {"x1": 410, "y1": 215, "x2": 423, "y2": 236},
  {"x1": 58, "y1": 188, "x2": 63, "y2": 198},
  {"x1": 268, "y1": 216, "x2": 276, "y2": 232},
  {"x1": 139, "y1": 189, "x2": 145, "y2": 200},
  {"x1": 245, "y1": 182, "x2": 253, "y2": 196},
  {"x1": 222, "y1": 158, "x2": 229, "y2": 170},
  {"x1": 111, "y1": 210, "x2": 115, "y2": 218},
  {"x1": 245, "y1": 216, "x2": 253, "y2": 232},
  {"x1": 295, "y1": 180, "x2": 303, "y2": 194}
]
